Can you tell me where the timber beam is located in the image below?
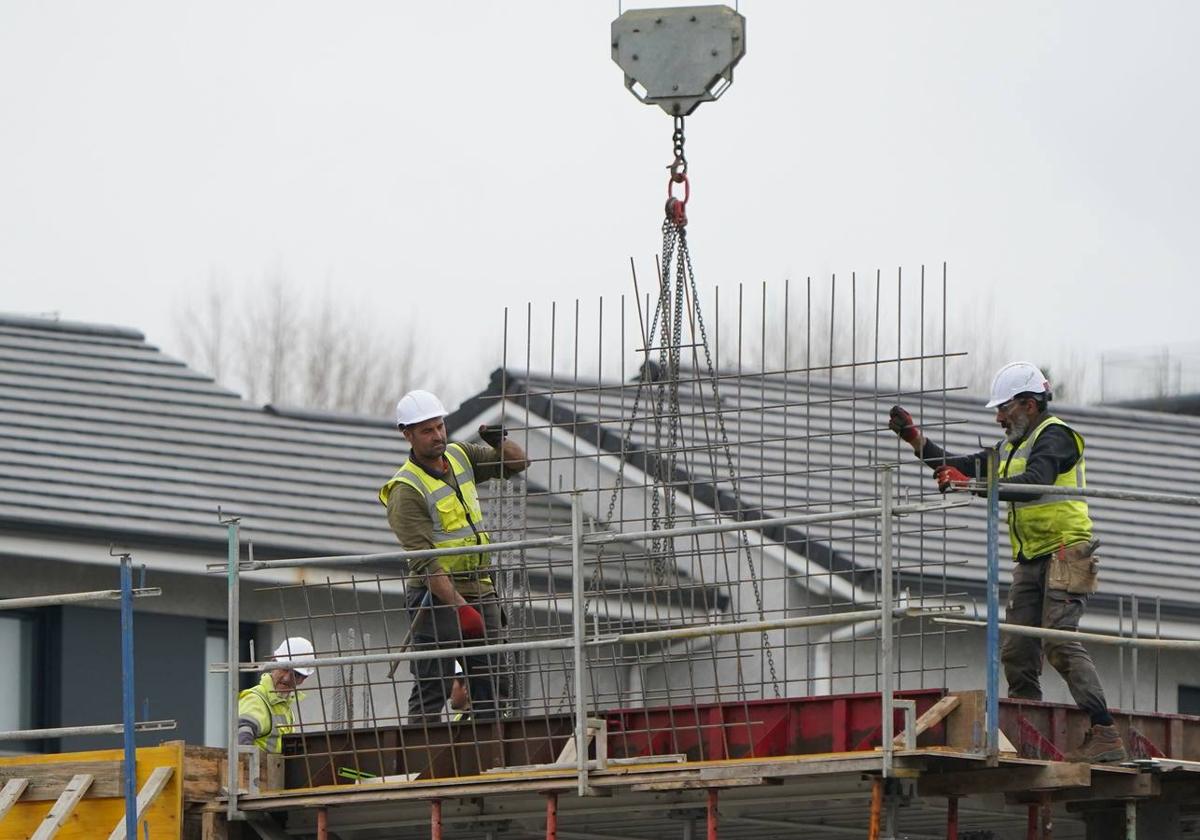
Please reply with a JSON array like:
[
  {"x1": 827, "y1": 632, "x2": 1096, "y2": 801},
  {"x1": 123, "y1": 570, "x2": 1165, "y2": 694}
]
[{"x1": 918, "y1": 762, "x2": 1090, "y2": 797}]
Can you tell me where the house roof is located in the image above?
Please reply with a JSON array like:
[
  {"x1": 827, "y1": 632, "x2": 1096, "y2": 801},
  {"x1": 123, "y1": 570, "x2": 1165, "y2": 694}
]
[
  {"x1": 0, "y1": 315, "x2": 726, "y2": 615},
  {"x1": 455, "y1": 366, "x2": 1200, "y2": 615}
]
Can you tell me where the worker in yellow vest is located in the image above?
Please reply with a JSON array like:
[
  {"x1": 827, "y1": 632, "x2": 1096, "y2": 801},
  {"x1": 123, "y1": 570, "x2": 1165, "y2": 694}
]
[
  {"x1": 237, "y1": 637, "x2": 315, "y2": 752},
  {"x1": 379, "y1": 389, "x2": 528, "y2": 723},
  {"x1": 889, "y1": 362, "x2": 1126, "y2": 764}
]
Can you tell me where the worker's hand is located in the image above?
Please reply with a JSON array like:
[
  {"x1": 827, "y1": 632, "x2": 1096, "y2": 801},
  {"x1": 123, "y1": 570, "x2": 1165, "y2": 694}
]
[
  {"x1": 888, "y1": 405, "x2": 921, "y2": 445},
  {"x1": 933, "y1": 465, "x2": 970, "y2": 493},
  {"x1": 479, "y1": 424, "x2": 506, "y2": 448},
  {"x1": 457, "y1": 604, "x2": 486, "y2": 639}
]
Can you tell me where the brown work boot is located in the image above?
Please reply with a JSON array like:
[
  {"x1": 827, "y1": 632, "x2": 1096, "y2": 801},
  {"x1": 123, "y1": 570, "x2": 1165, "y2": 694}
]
[{"x1": 1065, "y1": 724, "x2": 1128, "y2": 764}]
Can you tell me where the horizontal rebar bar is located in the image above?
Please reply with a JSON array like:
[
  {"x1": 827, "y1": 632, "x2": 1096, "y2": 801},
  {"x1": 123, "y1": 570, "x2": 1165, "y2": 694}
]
[
  {"x1": 217, "y1": 604, "x2": 963, "y2": 673},
  {"x1": 222, "y1": 498, "x2": 970, "y2": 572},
  {"x1": 0, "y1": 719, "x2": 177, "y2": 741},
  {"x1": 0, "y1": 588, "x2": 162, "y2": 611},
  {"x1": 934, "y1": 618, "x2": 1200, "y2": 650}
]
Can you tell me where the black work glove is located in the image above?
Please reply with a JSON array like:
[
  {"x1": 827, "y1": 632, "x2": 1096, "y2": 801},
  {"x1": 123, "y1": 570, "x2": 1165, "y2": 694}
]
[{"x1": 479, "y1": 424, "x2": 507, "y2": 448}]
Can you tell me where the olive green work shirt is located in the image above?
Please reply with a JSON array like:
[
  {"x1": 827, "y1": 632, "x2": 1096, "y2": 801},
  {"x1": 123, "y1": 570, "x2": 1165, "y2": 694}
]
[{"x1": 386, "y1": 442, "x2": 506, "y2": 597}]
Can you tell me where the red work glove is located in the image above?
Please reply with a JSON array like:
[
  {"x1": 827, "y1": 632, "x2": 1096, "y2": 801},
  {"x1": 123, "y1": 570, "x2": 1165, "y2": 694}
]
[
  {"x1": 457, "y1": 604, "x2": 486, "y2": 639},
  {"x1": 888, "y1": 405, "x2": 921, "y2": 445},
  {"x1": 933, "y1": 465, "x2": 970, "y2": 493}
]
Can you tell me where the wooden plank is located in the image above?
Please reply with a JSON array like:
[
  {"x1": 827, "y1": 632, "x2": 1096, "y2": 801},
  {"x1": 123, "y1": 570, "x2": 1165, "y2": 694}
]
[
  {"x1": 0, "y1": 777, "x2": 29, "y2": 821},
  {"x1": 1008, "y1": 770, "x2": 1159, "y2": 804},
  {"x1": 107, "y1": 766, "x2": 174, "y2": 840},
  {"x1": 893, "y1": 695, "x2": 960, "y2": 747},
  {"x1": 919, "y1": 762, "x2": 1090, "y2": 798},
  {"x1": 30, "y1": 773, "x2": 95, "y2": 840},
  {"x1": 0, "y1": 760, "x2": 122, "y2": 800}
]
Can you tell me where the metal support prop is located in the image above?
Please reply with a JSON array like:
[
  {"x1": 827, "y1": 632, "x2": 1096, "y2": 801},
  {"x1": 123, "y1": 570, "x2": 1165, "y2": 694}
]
[
  {"x1": 431, "y1": 799, "x2": 443, "y2": 840},
  {"x1": 571, "y1": 493, "x2": 588, "y2": 796},
  {"x1": 1027, "y1": 804, "x2": 1038, "y2": 840},
  {"x1": 985, "y1": 448, "x2": 1001, "y2": 761},
  {"x1": 1040, "y1": 792, "x2": 1053, "y2": 840},
  {"x1": 946, "y1": 795, "x2": 959, "y2": 840},
  {"x1": 545, "y1": 792, "x2": 558, "y2": 840},
  {"x1": 119, "y1": 555, "x2": 138, "y2": 840},
  {"x1": 706, "y1": 788, "x2": 718, "y2": 840},
  {"x1": 316, "y1": 807, "x2": 328, "y2": 840},
  {"x1": 1125, "y1": 800, "x2": 1137, "y2": 840},
  {"x1": 225, "y1": 517, "x2": 242, "y2": 821},
  {"x1": 880, "y1": 466, "x2": 895, "y2": 777},
  {"x1": 868, "y1": 777, "x2": 883, "y2": 840}
]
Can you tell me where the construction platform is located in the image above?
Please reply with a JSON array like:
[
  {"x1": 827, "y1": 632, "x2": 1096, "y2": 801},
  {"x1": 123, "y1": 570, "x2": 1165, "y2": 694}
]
[{"x1": 124, "y1": 691, "x2": 1200, "y2": 839}]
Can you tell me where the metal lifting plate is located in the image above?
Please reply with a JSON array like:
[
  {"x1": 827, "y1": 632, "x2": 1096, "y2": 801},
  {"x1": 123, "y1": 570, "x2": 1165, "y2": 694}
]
[{"x1": 611, "y1": 5, "x2": 746, "y2": 116}]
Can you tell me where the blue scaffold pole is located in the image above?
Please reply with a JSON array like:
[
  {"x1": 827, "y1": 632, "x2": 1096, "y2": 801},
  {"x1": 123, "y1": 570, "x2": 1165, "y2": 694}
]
[
  {"x1": 985, "y1": 448, "x2": 1001, "y2": 760},
  {"x1": 120, "y1": 555, "x2": 139, "y2": 839}
]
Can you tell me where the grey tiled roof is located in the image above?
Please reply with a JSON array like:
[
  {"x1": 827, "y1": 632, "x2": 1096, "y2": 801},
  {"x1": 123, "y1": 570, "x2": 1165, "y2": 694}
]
[
  {"x1": 475, "y1": 366, "x2": 1200, "y2": 614},
  {"x1": 0, "y1": 314, "x2": 413, "y2": 558}
]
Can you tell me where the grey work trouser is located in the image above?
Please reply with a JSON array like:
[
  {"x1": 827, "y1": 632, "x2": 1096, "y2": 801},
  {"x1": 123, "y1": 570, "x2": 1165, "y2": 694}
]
[
  {"x1": 1002, "y1": 556, "x2": 1109, "y2": 721},
  {"x1": 405, "y1": 588, "x2": 504, "y2": 724}
]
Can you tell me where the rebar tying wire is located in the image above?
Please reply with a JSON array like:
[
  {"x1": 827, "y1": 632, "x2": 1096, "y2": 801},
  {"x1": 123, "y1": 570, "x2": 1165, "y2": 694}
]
[{"x1": 588, "y1": 117, "x2": 780, "y2": 697}]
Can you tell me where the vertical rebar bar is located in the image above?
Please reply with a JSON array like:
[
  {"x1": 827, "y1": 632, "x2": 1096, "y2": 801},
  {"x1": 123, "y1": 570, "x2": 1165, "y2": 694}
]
[{"x1": 120, "y1": 554, "x2": 138, "y2": 840}]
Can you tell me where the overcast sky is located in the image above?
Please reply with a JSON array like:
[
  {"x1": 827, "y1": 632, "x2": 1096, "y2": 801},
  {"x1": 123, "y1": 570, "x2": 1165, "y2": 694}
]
[{"x1": 2, "y1": 1, "x2": 1197, "y2": 405}]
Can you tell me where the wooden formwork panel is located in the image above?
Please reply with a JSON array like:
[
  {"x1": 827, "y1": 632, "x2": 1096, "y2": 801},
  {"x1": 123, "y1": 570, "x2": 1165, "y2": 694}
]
[{"x1": 0, "y1": 742, "x2": 184, "y2": 840}]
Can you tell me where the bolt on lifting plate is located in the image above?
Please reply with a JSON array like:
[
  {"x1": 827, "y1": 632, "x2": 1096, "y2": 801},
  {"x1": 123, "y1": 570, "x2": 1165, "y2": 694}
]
[{"x1": 611, "y1": 5, "x2": 746, "y2": 116}]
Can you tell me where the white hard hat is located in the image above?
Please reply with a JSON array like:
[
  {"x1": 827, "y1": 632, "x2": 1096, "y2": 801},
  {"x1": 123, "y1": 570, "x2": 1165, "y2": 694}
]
[
  {"x1": 395, "y1": 389, "x2": 448, "y2": 428},
  {"x1": 986, "y1": 362, "x2": 1052, "y2": 408},
  {"x1": 272, "y1": 636, "x2": 315, "y2": 677}
]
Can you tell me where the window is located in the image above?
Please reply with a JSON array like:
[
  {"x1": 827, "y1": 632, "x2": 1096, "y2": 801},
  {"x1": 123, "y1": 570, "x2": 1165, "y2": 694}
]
[
  {"x1": 1179, "y1": 685, "x2": 1200, "y2": 716},
  {"x1": 0, "y1": 615, "x2": 35, "y2": 749}
]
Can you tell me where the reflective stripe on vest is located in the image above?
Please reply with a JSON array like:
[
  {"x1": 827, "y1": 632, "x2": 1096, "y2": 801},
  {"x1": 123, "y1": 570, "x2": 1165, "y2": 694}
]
[
  {"x1": 378, "y1": 443, "x2": 492, "y2": 579},
  {"x1": 997, "y1": 415, "x2": 1093, "y2": 560}
]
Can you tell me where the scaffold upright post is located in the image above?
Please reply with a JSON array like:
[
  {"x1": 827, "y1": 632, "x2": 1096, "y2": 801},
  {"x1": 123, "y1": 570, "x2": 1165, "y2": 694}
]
[
  {"x1": 986, "y1": 447, "x2": 1001, "y2": 760},
  {"x1": 571, "y1": 491, "x2": 588, "y2": 796},
  {"x1": 119, "y1": 553, "x2": 138, "y2": 840},
  {"x1": 880, "y1": 465, "x2": 895, "y2": 778},
  {"x1": 224, "y1": 516, "x2": 242, "y2": 821}
]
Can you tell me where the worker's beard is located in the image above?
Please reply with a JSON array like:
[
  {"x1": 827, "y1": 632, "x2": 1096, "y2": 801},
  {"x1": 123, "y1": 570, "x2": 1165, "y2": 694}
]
[{"x1": 1004, "y1": 412, "x2": 1032, "y2": 443}]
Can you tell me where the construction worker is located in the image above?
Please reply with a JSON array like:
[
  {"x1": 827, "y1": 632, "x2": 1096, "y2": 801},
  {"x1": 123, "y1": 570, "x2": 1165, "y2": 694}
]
[
  {"x1": 237, "y1": 636, "x2": 315, "y2": 753},
  {"x1": 447, "y1": 661, "x2": 471, "y2": 722},
  {"x1": 888, "y1": 362, "x2": 1127, "y2": 764},
  {"x1": 379, "y1": 389, "x2": 528, "y2": 724}
]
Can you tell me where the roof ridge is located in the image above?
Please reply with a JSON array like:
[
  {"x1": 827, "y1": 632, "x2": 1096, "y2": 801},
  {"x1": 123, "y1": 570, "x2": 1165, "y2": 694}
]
[{"x1": 0, "y1": 313, "x2": 145, "y2": 341}]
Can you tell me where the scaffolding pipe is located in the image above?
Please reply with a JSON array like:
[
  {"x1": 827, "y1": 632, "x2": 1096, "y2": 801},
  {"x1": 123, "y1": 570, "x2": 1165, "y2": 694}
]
[
  {"x1": 225, "y1": 518, "x2": 242, "y2": 822},
  {"x1": 959, "y1": 482, "x2": 1200, "y2": 507},
  {"x1": 0, "y1": 588, "x2": 162, "y2": 611},
  {"x1": 933, "y1": 618, "x2": 1200, "y2": 650},
  {"x1": 229, "y1": 605, "x2": 962, "y2": 673},
  {"x1": 880, "y1": 466, "x2": 895, "y2": 778},
  {"x1": 0, "y1": 720, "x2": 176, "y2": 742},
  {"x1": 985, "y1": 448, "x2": 1000, "y2": 761},
  {"x1": 119, "y1": 555, "x2": 138, "y2": 840},
  {"x1": 571, "y1": 493, "x2": 588, "y2": 797},
  {"x1": 227, "y1": 498, "x2": 969, "y2": 571}
]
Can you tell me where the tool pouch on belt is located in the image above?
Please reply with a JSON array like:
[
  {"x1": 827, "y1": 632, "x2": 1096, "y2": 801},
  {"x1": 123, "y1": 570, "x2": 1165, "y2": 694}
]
[{"x1": 1047, "y1": 539, "x2": 1100, "y2": 595}]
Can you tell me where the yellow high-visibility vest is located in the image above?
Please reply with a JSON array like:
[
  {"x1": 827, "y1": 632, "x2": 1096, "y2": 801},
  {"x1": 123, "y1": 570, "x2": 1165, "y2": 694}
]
[
  {"x1": 997, "y1": 415, "x2": 1093, "y2": 560},
  {"x1": 238, "y1": 673, "x2": 298, "y2": 753},
  {"x1": 378, "y1": 443, "x2": 492, "y2": 581}
]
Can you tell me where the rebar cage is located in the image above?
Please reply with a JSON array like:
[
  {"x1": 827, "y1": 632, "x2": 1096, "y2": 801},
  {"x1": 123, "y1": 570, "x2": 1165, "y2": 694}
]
[{"x1": 229, "y1": 269, "x2": 975, "y2": 792}]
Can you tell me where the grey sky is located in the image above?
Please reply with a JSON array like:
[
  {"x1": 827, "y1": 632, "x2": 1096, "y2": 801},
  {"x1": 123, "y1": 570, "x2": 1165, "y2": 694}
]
[{"x1": 2, "y1": 2, "x2": 1197, "y2": 404}]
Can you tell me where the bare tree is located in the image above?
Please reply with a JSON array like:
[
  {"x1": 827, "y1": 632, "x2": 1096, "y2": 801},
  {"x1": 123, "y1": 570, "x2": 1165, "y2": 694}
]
[{"x1": 172, "y1": 270, "x2": 431, "y2": 417}]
